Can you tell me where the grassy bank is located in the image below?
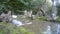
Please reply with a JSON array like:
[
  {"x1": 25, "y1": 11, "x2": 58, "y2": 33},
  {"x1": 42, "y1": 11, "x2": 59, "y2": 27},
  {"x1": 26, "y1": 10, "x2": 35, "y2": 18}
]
[
  {"x1": 17, "y1": 15, "x2": 60, "y2": 23},
  {"x1": 0, "y1": 22, "x2": 35, "y2": 34}
]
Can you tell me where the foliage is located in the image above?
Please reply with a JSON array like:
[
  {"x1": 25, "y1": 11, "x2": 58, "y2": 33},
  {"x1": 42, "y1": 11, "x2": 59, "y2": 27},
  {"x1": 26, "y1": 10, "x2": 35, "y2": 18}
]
[
  {"x1": 56, "y1": 17, "x2": 60, "y2": 22},
  {"x1": 0, "y1": 0, "x2": 48, "y2": 13},
  {"x1": 0, "y1": 0, "x2": 9, "y2": 4},
  {"x1": 46, "y1": 0, "x2": 52, "y2": 13},
  {"x1": 57, "y1": 4, "x2": 60, "y2": 17},
  {"x1": 0, "y1": 0, "x2": 52, "y2": 15},
  {"x1": 0, "y1": 22, "x2": 35, "y2": 34}
]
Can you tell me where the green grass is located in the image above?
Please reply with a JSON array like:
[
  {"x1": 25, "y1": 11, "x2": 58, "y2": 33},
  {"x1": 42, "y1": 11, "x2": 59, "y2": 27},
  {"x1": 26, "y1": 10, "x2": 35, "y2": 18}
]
[
  {"x1": 34, "y1": 16, "x2": 60, "y2": 22},
  {"x1": 17, "y1": 15, "x2": 60, "y2": 22},
  {"x1": 39, "y1": 16, "x2": 47, "y2": 21},
  {"x1": 34, "y1": 16, "x2": 47, "y2": 21},
  {"x1": 0, "y1": 22, "x2": 35, "y2": 34}
]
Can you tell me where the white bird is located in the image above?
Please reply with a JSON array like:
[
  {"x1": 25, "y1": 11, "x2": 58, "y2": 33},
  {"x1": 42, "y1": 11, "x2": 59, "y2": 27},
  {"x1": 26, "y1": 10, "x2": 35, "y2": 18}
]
[
  {"x1": 12, "y1": 15, "x2": 17, "y2": 18},
  {"x1": 12, "y1": 20, "x2": 32, "y2": 26},
  {"x1": 12, "y1": 20, "x2": 24, "y2": 26}
]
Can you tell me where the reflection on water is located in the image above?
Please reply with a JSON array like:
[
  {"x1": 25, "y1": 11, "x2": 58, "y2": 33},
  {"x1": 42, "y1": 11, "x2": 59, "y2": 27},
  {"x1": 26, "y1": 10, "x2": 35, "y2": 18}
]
[
  {"x1": 57, "y1": 24, "x2": 60, "y2": 34},
  {"x1": 47, "y1": 26, "x2": 51, "y2": 34},
  {"x1": 45, "y1": 24, "x2": 60, "y2": 34},
  {"x1": 42, "y1": 26, "x2": 51, "y2": 34},
  {"x1": 23, "y1": 20, "x2": 60, "y2": 34}
]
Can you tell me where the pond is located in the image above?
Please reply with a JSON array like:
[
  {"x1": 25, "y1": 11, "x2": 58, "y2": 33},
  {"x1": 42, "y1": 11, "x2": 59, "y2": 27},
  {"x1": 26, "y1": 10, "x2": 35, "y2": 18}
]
[
  {"x1": 23, "y1": 20, "x2": 60, "y2": 34},
  {"x1": 17, "y1": 15, "x2": 60, "y2": 34}
]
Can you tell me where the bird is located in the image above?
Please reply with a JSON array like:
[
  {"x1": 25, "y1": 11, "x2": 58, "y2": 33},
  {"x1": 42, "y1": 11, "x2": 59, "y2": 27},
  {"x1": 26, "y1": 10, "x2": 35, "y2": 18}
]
[
  {"x1": 12, "y1": 19, "x2": 32, "y2": 26},
  {"x1": 12, "y1": 15, "x2": 17, "y2": 18}
]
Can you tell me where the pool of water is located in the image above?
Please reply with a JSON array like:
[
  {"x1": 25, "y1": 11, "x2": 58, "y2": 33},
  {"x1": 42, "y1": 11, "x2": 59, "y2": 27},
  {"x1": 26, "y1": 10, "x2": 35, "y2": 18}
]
[
  {"x1": 17, "y1": 15, "x2": 60, "y2": 34},
  {"x1": 23, "y1": 20, "x2": 60, "y2": 34}
]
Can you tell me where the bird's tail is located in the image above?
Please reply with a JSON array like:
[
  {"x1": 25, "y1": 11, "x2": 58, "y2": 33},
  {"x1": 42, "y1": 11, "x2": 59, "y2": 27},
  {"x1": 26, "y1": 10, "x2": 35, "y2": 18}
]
[{"x1": 22, "y1": 22, "x2": 32, "y2": 26}]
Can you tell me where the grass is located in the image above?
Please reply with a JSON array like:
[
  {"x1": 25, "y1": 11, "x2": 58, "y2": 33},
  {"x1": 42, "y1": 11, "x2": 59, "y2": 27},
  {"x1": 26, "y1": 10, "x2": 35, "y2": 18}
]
[
  {"x1": 35, "y1": 16, "x2": 60, "y2": 22},
  {"x1": 39, "y1": 16, "x2": 47, "y2": 21},
  {"x1": 0, "y1": 15, "x2": 60, "y2": 34},
  {"x1": 0, "y1": 22, "x2": 35, "y2": 34},
  {"x1": 17, "y1": 15, "x2": 60, "y2": 22}
]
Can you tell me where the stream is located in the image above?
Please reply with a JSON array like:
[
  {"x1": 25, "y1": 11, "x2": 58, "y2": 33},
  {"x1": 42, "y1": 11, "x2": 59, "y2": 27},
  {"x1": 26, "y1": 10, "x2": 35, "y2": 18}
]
[
  {"x1": 17, "y1": 15, "x2": 60, "y2": 34},
  {"x1": 23, "y1": 20, "x2": 60, "y2": 34}
]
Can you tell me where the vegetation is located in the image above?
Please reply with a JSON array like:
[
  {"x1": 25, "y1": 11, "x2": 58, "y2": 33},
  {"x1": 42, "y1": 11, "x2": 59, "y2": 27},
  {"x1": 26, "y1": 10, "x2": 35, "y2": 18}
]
[
  {"x1": 0, "y1": 0, "x2": 60, "y2": 34},
  {"x1": 0, "y1": 22, "x2": 35, "y2": 34},
  {"x1": 0, "y1": 0, "x2": 52, "y2": 14},
  {"x1": 57, "y1": 4, "x2": 60, "y2": 17}
]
